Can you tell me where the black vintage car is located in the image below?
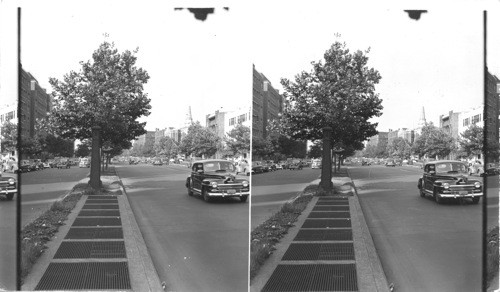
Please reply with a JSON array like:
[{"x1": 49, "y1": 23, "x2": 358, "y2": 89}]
[
  {"x1": 186, "y1": 159, "x2": 249, "y2": 203},
  {"x1": 417, "y1": 160, "x2": 482, "y2": 204},
  {"x1": 0, "y1": 174, "x2": 17, "y2": 200}
]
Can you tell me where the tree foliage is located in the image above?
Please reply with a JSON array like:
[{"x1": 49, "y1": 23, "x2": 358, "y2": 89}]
[
  {"x1": 308, "y1": 141, "x2": 323, "y2": 158},
  {"x1": 280, "y1": 41, "x2": 383, "y2": 154},
  {"x1": 412, "y1": 123, "x2": 456, "y2": 159},
  {"x1": 75, "y1": 140, "x2": 91, "y2": 157},
  {"x1": 386, "y1": 137, "x2": 412, "y2": 159},
  {"x1": 224, "y1": 124, "x2": 250, "y2": 157},
  {"x1": 458, "y1": 123, "x2": 483, "y2": 158},
  {"x1": 0, "y1": 120, "x2": 17, "y2": 154},
  {"x1": 179, "y1": 122, "x2": 220, "y2": 158},
  {"x1": 48, "y1": 41, "x2": 151, "y2": 155},
  {"x1": 154, "y1": 136, "x2": 179, "y2": 158}
]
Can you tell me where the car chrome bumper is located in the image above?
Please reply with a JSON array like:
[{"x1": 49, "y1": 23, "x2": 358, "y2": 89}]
[
  {"x1": 439, "y1": 192, "x2": 483, "y2": 198},
  {"x1": 207, "y1": 191, "x2": 250, "y2": 197},
  {"x1": 0, "y1": 189, "x2": 17, "y2": 194}
]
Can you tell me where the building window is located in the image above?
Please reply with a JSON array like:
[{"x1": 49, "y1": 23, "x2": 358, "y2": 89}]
[
  {"x1": 229, "y1": 117, "x2": 236, "y2": 126},
  {"x1": 472, "y1": 114, "x2": 480, "y2": 124},
  {"x1": 463, "y1": 118, "x2": 470, "y2": 127}
]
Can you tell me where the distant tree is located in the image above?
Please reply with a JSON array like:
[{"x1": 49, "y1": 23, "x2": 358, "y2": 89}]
[
  {"x1": 224, "y1": 124, "x2": 250, "y2": 157},
  {"x1": 308, "y1": 141, "x2": 323, "y2": 158},
  {"x1": 386, "y1": 137, "x2": 412, "y2": 159},
  {"x1": 412, "y1": 123, "x2": 456, "y2": 159},
  {"x1": 75, "y1": 140, "x2": 91, "y2": 157},
  {"x1": 142, "y1": 138, "x2": 156, "y2": 157},
  {"x1": 43, "y1": 134, "x2": 74, "y2": 158},
  {"x1": 48, "y1": 41, "x2": 151, "y2": 158},
  {"x1": 179, "y1": 122, "x2": 220, "y2": 158},
  {"x1": 154, "y1": 136, "x2": 179, "y2": 158},
  {"x1": 20, "y1": 135, "x2": 42, "y2": 158},
  {"x1": 458, "y1": 124, "x2": 483, "y2": 159},
  {"x1": 0, "y1": 121, "x2": 17, "y2": 154},
  {"x1": 252, "y1": 136, "x2": 275, "y2": 160}
]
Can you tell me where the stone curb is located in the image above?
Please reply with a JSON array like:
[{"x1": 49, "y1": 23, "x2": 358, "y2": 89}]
[{"x1": 114, "y1": 167, "x2": 164, "y2": 292}]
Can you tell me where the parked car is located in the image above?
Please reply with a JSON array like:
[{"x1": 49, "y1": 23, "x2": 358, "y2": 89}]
[
  {"x1": 153, "y1": 160, "x2": 163, "y2": 166},
  {"x1": 275, "y1": 163, "x2": 283, "y2": 170},
  {"x1": 0, "y1": 172, "x2": 17, "y2": 200},
  {"x1": 417, "y1": 160, "x2": 482, "y2": 204},
  {"x1": 79, "y1": 158, "x2": 91, "y2": 168},
  {"x1": 361, "y1": 160, "x2": 371, "y2": 166},
  {"x1": 311, "y1": 159, "x2": 322, "y2": 169},
  {"x1": 289, "y1": 161, "x2": 304, "y2": 170},
  {"x1": 468, "y1": 160, "x2": 484, "y2": 176},
  {"x1": 265, "y1": 161, "x2": 277, "y2": 171},
  {"x1": 42, "y1": 162, "x2": 51, "y2": 169},
  {"x1": 185, "y1": 159, "x2": 249, "y2": 203},
  {"x1": 385, "y1": 160, "x2": 396, "y2": 167},
  {"x1": 56, "y1": 161, "x2": 71, "y2": 169},
  {"x1": 483, "y1": 162, "x2": 500, "y2": 176},
  {"x1": 236, "y1": 160, "x2": 250, "y2": 176},
  {"x1": 252, "y1": 161, "x2": 264, "y2": 174},
  {"x1": 279, "y1": 161, "x2": 290, "y2": 169}
]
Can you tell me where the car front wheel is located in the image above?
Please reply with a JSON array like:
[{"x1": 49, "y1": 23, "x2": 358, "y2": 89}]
[
  {"x1": 6, "y1": 193, "x2": 14, "y2": 200},
  {"x1": 240, "y1": 195, "x2": 248, "y2": 203},
  {"x1": 472, "y1": 197, "x2": 480, "y2": 204},
  {"x1": 433, "y1": 188, "x2": 443, "y2": 204},
  {"x1": 202, "y1": 188, "x2": 212, "y2": 202},
  {"x1": 187, "y1": 180, "x2": 193, "y2": 196}
]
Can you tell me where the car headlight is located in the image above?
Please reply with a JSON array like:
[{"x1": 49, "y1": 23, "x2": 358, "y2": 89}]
[
  {"x1": 211, "y1": 181, "x2": 218, "y2": 188},
  {"x1": 442, "y1": 183, "x2": 450, "y2": 189},
  {"x1": 242, "y1": 180, "x2": 249, "y2": 187},
  {"x1": 8, "y1": 178, "x2": 15, "y2": 185},
  {"x1": 474, "y1": 182, "x2": 481, "y2": 188}
]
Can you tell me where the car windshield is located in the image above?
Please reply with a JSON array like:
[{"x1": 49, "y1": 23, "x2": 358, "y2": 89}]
[
  {"x1": 204, "y1": 162, "x2": 236, "y2": 173},
  {"x1": 435, "y1": 162, "x2": 467, "y2": 174}
]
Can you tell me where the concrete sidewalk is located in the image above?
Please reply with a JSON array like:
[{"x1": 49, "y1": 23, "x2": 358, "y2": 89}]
[
  {"x1": 22, "y1": 166, "x2": 163, "y2": 291},
  {"x1": 251, "y1": 167, "x2": 390, "y2": 292}
]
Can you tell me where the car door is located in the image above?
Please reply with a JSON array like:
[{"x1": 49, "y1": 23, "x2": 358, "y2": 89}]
[
  {"x1": 191, "y1": 163, "x2": 204, "y2": 192},
  {"x1": 423, "y1": 164, "x2": 435, "y2": 192}
]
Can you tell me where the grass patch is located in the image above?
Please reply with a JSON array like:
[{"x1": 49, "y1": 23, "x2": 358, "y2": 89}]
[
  {"x1": 487, "y1": 226, "x2": 499, "y2": 287},
  {"x1": 250, "y1": 192, "x2": 314, "y2": 280},
  {"x1": 20, "y1": 186, "x2": 98, "y2": 283}
]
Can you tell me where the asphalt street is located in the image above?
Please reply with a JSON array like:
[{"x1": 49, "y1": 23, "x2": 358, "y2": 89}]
[
  {"x1": 349, "y1": 164, "x2": 497, "y2": 292},
  {"x1": 0, "y1": 172, "x2": 17, "y2": 291},
  {"x1": 117, "y1": 163, "x2": 249, "y2": 292},
  {"x1": 251, "y1": 168, "x2": 321, "y2": 230},
  {"x1": 20, "y1": 167, "x2": 89, "y2": 227}
]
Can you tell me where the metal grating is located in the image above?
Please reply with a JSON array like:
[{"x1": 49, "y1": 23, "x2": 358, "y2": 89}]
[
  {"x1": 313, "y1": 205, "x2": 349, "y2": 212},
  {"x1": 262, "y1": 264, "x2": 357, "y2": 291},
  {"x1": 311, "y1": 264, "x2": 358, "y2": 291},
  {"x1": 82, "y1": 204, "x2": 119, "y2": 210},
  {"x1": 54, "y1": 241, "x2": 126, "y2": 259},
  {"x1": 318, "y1": 197, "x2": 348, "y2": 201},
  {"x1": 316, "y1": 201, "x2": 349, "y2": 206},
  {"x1": 72, "y1": 217, "x2": 121, "y2": 227},
  {"x1": 65, "y1": 228, "x2": 123, "y2": 239},
  {"x1": 282, "y1": 243, "x2": 354, "y2": 261},
  {"x1": 262, "y1": 264, "x2": 315, "y2": 291},
  {"x1": 35, "y1": 262, "x2": 131, "y2": 290},
  {"x1": 86, "y1": 199, "x2": 118, "y2": 204},
  {"x1": 302, "y1": 219, "x2": 351, "y2": 229},
  {"x1": 78, "y1": 210, "x2": 121, "y2": 217},
  {"x1": 85, "y1": 195, "x2": 118, "y2": 199},
  {"x1": 308, "y1": 212, "x2": 350, "y2": 219},
  {"x1": 294, "y1": 229, "x2": 353, "y2": 241}
]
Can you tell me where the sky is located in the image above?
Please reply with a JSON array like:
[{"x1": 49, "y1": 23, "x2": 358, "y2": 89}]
[
  {"x1": 1, "y1": 0, "x2": 251, "y2": 131},
  {"x1": 245, "y1": 1, "x2": 500, "y2": 132},
  {"x1": 1, "y1": 1, "x2": 499, "y2": 134}
]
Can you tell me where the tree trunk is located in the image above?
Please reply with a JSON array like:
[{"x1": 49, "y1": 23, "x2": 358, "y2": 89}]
[{"x1": 333, "y1": 154, "x2": 337, "y2": 174}]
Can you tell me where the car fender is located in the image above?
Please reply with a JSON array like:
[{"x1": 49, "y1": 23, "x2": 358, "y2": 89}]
[{"x1": 417, "y1": 178, "x2": 422, "y2": 189}]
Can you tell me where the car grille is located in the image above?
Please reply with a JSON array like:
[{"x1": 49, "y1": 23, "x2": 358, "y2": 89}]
[{"x1": 448, "y1": 185, "x2": 477, "y2": 191}]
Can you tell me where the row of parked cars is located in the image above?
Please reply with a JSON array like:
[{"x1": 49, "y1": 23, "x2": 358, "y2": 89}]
[{"x1": 252, "y1": 160, "x2": 313, "y2": 174}]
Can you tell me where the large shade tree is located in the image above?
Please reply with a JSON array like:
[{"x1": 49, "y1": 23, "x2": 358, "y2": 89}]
[
  {"x1": 0, "y1": 120, "x2": 17, "y2": 154},
  {"x1": 179, "y1": 122, "x2": 220, "y2": 158},
  {"x1": 224, "y1": 124, "x2": 250, "y2": 157},
  {"x1": 48, "y1": 41, "x2": 151, "y2": 162},
  {"x1": 280, "y1": 40, "x2": 383, "y2": 169},
  {"x1": 412, "y1": 123, "x2": 456, "y2": 159},
  {"x1": 386, "y1": 137, "x2": 412, "y2": 159},
  {"x1": 458, "y1": 123, "x2": 483, "y2": 159}
]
